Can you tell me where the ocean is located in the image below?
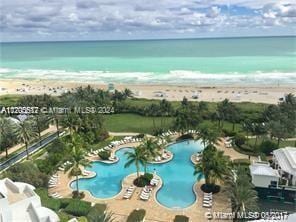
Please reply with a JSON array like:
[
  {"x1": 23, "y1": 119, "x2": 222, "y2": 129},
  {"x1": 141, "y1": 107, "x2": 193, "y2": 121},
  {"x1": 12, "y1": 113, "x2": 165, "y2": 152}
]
[{"x1": 0, "y1": 36, "x2": 295, "y2": 85}]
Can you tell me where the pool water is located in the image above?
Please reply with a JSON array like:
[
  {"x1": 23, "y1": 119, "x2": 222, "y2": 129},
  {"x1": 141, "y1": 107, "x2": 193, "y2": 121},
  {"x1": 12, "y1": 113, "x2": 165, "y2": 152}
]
[{"x1": 70, "y1": 140, "x2": 204, "y2": 208}]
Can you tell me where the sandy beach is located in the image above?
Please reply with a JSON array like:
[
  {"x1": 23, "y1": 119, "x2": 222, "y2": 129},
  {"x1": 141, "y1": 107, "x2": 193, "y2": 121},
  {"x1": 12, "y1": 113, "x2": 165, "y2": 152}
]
[{"x1": 0, "y1": 79, "x2": 295, "y2": 104}]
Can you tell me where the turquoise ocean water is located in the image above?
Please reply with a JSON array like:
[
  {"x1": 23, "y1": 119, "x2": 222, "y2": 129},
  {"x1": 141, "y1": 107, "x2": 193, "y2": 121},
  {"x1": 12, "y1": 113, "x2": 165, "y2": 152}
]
[{"x1": 0, "y1": 36, "x2": 295, "y2": 85}]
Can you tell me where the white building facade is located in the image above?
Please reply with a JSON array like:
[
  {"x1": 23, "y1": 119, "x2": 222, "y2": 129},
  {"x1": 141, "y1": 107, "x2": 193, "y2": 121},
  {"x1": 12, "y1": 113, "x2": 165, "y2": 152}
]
[{"x1": 0, "y1": 178, "x2": 59, "y2": 222}]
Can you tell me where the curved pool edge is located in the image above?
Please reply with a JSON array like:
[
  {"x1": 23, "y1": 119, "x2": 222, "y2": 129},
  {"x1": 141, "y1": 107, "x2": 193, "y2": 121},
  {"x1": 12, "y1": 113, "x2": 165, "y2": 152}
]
[
  {"x1": 153, "y1": 177, "x2": 203, "y2": 211},
  {"x1": 69, "y1": 140, "x2": 204, "y2": 206}
]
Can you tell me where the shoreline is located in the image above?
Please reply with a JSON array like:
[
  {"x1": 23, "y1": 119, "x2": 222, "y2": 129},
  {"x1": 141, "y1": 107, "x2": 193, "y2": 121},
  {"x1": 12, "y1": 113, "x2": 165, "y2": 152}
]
[{"x1": 1, "y1": 79, "x2": 295, "y2": 104}]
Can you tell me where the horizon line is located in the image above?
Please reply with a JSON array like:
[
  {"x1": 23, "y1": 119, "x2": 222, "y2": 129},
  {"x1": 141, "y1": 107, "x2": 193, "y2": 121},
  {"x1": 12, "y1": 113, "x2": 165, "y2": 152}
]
[{"x1": 1, "y1": 35, "x2": 295, "y2": 44}]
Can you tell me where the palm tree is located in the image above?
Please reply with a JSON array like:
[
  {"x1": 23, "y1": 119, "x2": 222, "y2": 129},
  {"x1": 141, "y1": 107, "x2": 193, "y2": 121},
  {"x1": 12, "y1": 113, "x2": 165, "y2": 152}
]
[
  {"x1": 225, "y1": 166, "x2": 258, "y2": 221},
  {"x1": 217, "y1": 99, "x2": 229, "y2": 128},
  {"x1": 194, "y1": 145, "x2": 230, "y2": 188},
  {"x1": 269, "y1": 120, "x2": 289, "y2": 148},
  {"x1": 123, "y1": 88, "x2": 133, "y2": 98},
  {"x1": 139, "y1": 137, "x2": 161, "y2": 172},
  {"x1": 0, "y1": 117, "x2": 17, "y2": 158},
  {"x1": 198, "y1": 126, "x2": 219, "y2": 147},
  {"x1": 33, "y1": 114, "x2": 50, "y2": 146},
  {"x1": 61, "y1": 113, "x2": 82, "y2": 136},
  {"x1": 65, "y1": 134, "x2": 90, "y2": 195},
  {"x1": 15, "y1": 117, "x2": 38, "y2": 160},
  {"x1": 124, "y1": 148, "x2": 147, "y2": 179}
]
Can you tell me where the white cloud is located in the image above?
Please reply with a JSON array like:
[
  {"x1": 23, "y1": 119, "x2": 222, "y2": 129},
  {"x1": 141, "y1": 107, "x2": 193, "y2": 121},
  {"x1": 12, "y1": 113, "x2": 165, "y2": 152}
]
[{"x1": 1, "y1": 0, "x2": 295, "y2": 41}]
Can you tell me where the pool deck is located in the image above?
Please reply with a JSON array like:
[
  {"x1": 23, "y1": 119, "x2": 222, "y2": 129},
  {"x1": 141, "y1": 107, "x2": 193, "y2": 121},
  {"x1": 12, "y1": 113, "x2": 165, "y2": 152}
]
[{"x1": 49, "y1": 139, "x2": 249, "y2": 222}]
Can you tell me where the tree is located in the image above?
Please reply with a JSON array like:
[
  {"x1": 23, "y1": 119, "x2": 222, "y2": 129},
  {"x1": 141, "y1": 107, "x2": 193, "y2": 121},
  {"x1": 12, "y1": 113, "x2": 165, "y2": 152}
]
[
  {"x1": 198, "y1": 125, "x2": 219, "y2": 147},
  {"x1": 123, "y1": 88, "x2": 133, "y2": 98},
  {"x1": 250, "y1": 123, "x2": 267, "y2": 147},
  {"x1": 15, "y1": 117, "x2": 38, "y2": 160},
  {"x1": 65, "y1": 134, "x2": 91, "y2": 195},
  {"x1": 194, "y1": 145, "x2": 230, "y2": 189},
  {"x1": 33, "y1": 114, "x2": 50, "y2": 146},
  {"x1": 225, "y1": 166, "x2": 258, "y2": 221},
  {"x1": 174, "y1": 104, "x2": 202, "y2": 134},
  {"x1": 242, "y1": 119, "x2": 253, "y2": 139},
  {"x1": 124, "y1": 148, "x2": 147, "y2": 179},
  {"x1": 139, "y1": 137, "x2": 161, "y2": 172},
  {"x1": 4, "y1": 162, "x2": 48, "y2": 187},
  {"x1": 217, "y1": 99, "x2": 229, "y2": 128},
  {"x1": 269, "y1": 120, "x2": 289, "y2": 148},
  {"x1": 0, "y1": 117, "x2": 17, "y2": 158},
  {"x1": 61, "y1": 113, "x2": 82, "y2": 136}
]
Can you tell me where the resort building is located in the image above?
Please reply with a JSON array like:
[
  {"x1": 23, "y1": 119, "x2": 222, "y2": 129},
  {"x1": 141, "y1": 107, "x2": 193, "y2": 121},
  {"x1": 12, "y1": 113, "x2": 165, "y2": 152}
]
[
  {"x1": 249, "y1": 147, "x2": 296, "y2": 203},
  {"x1": 249, "y1": 161, "x2": 280, "y2": 188},
  {"x1": 0, "y1": 178, "x2": 59, "y2": 222},
  {"x1": 273, "y1": 147, "x2": 296, "y2": 187},
  {"x1": 250, "y1": 147, "x2": 296, "y2": 189}
]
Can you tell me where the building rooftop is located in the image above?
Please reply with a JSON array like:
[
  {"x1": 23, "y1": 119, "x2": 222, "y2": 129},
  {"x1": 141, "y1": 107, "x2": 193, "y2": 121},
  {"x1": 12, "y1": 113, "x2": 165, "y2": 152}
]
[
  {"x1": 273, "y1": 147, "x2": 296, "y2": 176},
  {"x1": 250, "y1": 162, "x2": 280, "y2": 177},
  {"x1": 0, "y1": 178, "x2": 59, "y2": 222}
]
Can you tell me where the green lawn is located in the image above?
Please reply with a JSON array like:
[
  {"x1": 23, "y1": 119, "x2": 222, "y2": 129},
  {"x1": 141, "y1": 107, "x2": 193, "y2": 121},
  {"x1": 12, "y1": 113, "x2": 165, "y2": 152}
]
[
  {"x1": 104, "y1": 113, "x2": 174, "y2": 134},
  {"x1": 0, "y1": 95, "x2": 22, "y2": 106},
  {"x1": 90, "y1": 136, "x2": 124, "y2": 150},
  {"x1": 104, "y1": 113, "x2": 247, "y2": 135},
  {"x1": 247, "y1": 137, "x2": 296, "y2": 147}
]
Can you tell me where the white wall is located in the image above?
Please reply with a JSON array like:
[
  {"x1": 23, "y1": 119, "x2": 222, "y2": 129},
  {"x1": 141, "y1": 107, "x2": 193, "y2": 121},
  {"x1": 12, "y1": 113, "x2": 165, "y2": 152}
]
[{"x1": 251, "y1": 175, "x2": 278, "y2": 188}]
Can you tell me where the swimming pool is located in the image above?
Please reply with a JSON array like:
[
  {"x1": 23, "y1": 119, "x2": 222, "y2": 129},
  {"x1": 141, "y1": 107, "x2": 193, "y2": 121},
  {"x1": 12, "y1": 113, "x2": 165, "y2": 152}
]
[{"x1": 70, "y1": 140, "x2": 204, "y2": 208}]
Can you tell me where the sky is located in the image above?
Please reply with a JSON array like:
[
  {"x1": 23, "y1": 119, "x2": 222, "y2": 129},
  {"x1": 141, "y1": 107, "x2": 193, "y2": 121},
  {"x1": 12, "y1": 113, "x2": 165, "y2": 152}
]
[{"x1": 1, "y1": 0, "x2": 296, "y2": 42}]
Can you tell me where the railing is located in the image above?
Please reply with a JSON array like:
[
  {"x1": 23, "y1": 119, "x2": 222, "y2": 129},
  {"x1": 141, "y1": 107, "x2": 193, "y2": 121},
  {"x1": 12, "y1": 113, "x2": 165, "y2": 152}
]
[
  {"x1": 278, "y1": 184, "x2": 296, "y2": 191},
  {"x1": 0, "y1": 132, "x2": 60, "y2": 172}
]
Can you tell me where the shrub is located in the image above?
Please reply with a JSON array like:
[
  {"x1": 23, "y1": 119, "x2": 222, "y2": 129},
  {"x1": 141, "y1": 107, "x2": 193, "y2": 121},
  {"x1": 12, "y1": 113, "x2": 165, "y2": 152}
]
[
  {"x1": 174, "y1": 215, "x2": 189, "y2": 222},
  {"x1": 98, "y1": 150, "x2": 111, "y2": 160},
  {"x1": 133, "y1": 173, "x2": 152, "y2": 187},
  {"x1": 78, "y1": 217, "x2": 88, "y2": 222},
  {"x1": 35, "y1": 188, "x2": 61, "y2": 211},
  {"x1": 57, "y1": 212, "x2": 72, "y2": 222},
  {"x1": 259, "y1": 140, "x2": 277, "y2": 155},
  {"x1": 64, "y1": 199, "x2": 92, "y2": 217},
  {"x1": 72, "y1": 190, "x2": 85, "y2": 199},
  {"x1": 35, "y1": 159, "x2": 55, "y2": 175},
  {"x1": 233, "y1": 159, "x2": 250, "y2": 166},
  {"x1": 142, "y1": 173, "x2": 153, "y2": 182},
  {"x1": 234, "y1": 134, "x2": 246, "y2": 147},
  {"x1": 176, "y1": 133, "x2": 194, "y2": 141},
  {"x1": 136, "y1": 133, "x2": 145, "y2": 138},
  {"x1": 87, "y1": 204, "x2": 107, "y2": 222},
  {"x1": 201, "y1": 184, "x2": 220, "y2": 194},
  {"x1": 127, "y1": 209, "x2": 146, "y2": 222},
  {"x1": 4, "y1": 162, "x2": 48, "y2": 188},
  {"x1": 222, "y1": 129, "x2": 236, "y2": 137}
]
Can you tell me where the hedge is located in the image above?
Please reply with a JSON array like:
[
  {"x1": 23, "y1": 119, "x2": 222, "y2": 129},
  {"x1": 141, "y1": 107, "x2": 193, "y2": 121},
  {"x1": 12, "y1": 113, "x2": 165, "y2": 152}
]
[
  {"x1": 64, "y1": 199, "x2": 92, "y2": 217},
  {"x1": 127, "y1": 209, "x2": 146, "y2": 222},
  {"x1": 174, "y1": 215, "x2": 190, "y2": 222},
  {"x1": 60, "y1": 198, "x2": 75, "y2": 208},
  {"x1": 87, "y1": 204, "x2": 107, "y2": 221},
  {"x1": 233, "y1": 159, "x2": 251, "y2": 165},
  {"x1": 35, "y1": 188, "x2": 61, "y2": 211}
]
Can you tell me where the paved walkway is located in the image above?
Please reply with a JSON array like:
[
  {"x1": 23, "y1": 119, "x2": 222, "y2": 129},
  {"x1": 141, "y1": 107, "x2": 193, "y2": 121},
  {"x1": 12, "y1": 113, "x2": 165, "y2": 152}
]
[
  {"x1": 216, "y1": 139, "x2": 257, "y2": 161},
  {"x1": 0, "y1": 131, "x2": 59, "y2": 171},
  {"x1": 0, "y1": 125, "x2": 56, "y2": 158},
  {"x1": 109, "y1": 132, "x2": 153, "y2": 137}
]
